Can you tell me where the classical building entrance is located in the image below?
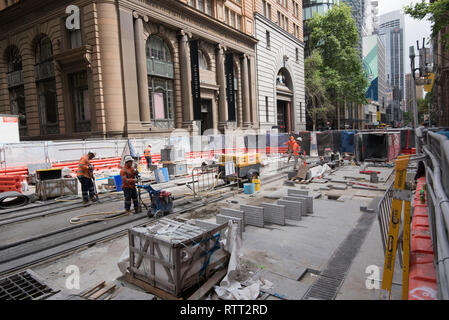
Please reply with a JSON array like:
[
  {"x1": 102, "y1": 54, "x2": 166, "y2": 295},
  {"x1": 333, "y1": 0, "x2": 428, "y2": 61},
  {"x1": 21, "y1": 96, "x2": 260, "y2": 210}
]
[
  {"x1": 200, "y1": 99, "x2": 213, "y2": 134},
  {"x1": 276, "y1": 68, "x2": 293, "y2": 133}
]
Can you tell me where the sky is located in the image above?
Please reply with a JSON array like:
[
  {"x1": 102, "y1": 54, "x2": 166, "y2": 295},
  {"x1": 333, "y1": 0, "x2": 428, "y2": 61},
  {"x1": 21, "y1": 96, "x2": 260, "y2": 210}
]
[{"x1": 378, "y1": 0, "x2": 432, "y2": 73}]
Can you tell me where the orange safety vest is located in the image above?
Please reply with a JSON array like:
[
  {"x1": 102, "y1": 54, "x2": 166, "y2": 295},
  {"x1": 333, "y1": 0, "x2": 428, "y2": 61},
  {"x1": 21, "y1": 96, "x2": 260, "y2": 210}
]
[
  {"x1": 120, "y1": 166, "x2": 137, "y2": 189},
  {"x1": 144, "y1": 147, "x2": 152, "y2": 158},
  {"x1": 286, "y1": 139, "x2": 295, "y2": 151},
  {"x1": 77, "y1": 154, "x2": 92, "y2": 178},
  {"x1": 293, "y1": 143, "x2": 301, "y2": 156}
]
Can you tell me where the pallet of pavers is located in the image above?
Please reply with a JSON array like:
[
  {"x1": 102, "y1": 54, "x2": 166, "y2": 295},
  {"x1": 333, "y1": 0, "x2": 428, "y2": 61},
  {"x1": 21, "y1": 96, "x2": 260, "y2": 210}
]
[
  {"x1": 286, "y1": 189, "x2": 314, "y2": 214},
  {"x1": 125, "y1": 218, "x2": 229, "y2": 299}
]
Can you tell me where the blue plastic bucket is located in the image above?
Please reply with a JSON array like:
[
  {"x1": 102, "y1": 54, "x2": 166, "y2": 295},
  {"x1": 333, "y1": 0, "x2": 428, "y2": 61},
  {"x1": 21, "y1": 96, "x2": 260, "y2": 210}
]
[
  {"x1": 114, "y1": 175, "x2": 123, "y2": 191},
  {"x1": 243, "y1": 183, "x2": 255, "y2": 195}
]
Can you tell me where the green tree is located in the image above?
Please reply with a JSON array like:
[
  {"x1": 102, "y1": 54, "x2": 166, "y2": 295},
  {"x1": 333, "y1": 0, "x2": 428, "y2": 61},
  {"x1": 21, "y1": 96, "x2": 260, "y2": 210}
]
[
  {"x1": 307, "y1": 4, "x2": 368, "y2": 129},
  {"x1": 405, "y1": 0, "x2": 449, "y2": 48},
  {"x1": 403, "y1": 111, "x2": 414, "y2": 126},
  {"x1": 305, "y1": 50, "x2": 334, "y2": 131}
]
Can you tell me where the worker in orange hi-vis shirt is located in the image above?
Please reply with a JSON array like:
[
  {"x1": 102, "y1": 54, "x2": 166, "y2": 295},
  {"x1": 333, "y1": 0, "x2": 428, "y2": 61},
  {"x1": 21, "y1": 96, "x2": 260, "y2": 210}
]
[
  {"x1": 77, "y1": 151, "x2": 96, "y2": 205},
  {"x1": 143, "y1": 144, "x2": 152, "y2": 170},
  {"x1": 292, "y1": 137, "x2": 303, "y2": 170},
  {"x1": 285, "y1": 136, "x2": 296, "y2": 163},
  {"x1": 120, "y1": 155, "x2": 141, "y2": 214}
]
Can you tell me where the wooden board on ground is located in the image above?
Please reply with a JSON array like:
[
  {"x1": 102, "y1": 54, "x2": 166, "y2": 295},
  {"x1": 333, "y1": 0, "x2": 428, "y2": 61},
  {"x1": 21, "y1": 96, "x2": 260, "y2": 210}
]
[{"x1": 187, "y1": 268, "x2": 227, "y2": 300}]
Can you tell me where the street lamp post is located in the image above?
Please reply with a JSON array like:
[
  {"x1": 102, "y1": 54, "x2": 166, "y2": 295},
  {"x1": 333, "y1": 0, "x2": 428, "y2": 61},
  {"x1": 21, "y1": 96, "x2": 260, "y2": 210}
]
[{"x1": 409, "y1": 46, "x2": 421, "y2": 153}]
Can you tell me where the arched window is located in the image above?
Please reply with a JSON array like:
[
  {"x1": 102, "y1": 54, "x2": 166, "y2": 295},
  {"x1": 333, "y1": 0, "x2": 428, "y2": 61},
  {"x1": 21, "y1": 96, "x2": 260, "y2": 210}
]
[
  {"x1": 6, "y1": 46, "x2": 26, "y2": 137},
  {"x1": 34, "y1": 35, "x2": 58, "y2": 135},
  {"x1": 198, "y1": 50, "x2": 209, "y2": 70},
  {"x1": 146, "y1": 36, "x2": 171, "y2": 63},
  {"x1": 146, "y1": 36, "x2": 174, "y2": 128},
  {"x1": 35, "y1": 35, "x2": 53, "y2": 64},
  {"x1": 7, "y1": 46, "x2": 22, "y2": 73}
]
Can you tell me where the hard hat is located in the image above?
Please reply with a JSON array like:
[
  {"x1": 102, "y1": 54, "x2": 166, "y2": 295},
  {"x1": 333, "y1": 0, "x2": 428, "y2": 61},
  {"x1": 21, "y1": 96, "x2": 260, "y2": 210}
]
[
  {"x1": 148, "y1": 144, "x2": 152, "y2": 147},
  {"x1": 290, "y1": 136, "x2": 294, "y2": 139},
  {"x1": 124, "y1": 155, "x2": 134, "y2": 163},
  {"x1": 88, "y1": 151, "x2": 96, "y2": 157},
  {"x1": 297, "y1": 137, "x2": 302, "y2": 142}
]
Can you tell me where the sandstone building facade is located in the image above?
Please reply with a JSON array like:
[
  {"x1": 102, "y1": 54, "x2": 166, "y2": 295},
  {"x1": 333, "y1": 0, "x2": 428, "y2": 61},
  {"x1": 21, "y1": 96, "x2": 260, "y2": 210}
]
[{"x1": 0, "y1": 0, "x2": 259, "y2": 140}]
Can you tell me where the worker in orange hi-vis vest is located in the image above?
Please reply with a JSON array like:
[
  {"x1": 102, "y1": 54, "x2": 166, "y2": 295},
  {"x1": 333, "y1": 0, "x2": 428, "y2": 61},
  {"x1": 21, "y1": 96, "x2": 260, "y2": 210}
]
[
  {"x1": 77, "y1": 151, "x2": 96, "y2": 205},
  {"x1": 285, "y1": 136, "x2": 296, "y2": 163},
  {"x1": 293, "y1": 137, "x2": 303, "y2": 170},
  {"x1": 144, "y1": 144, "x2": 152, "y2": 170},
  {"x1": 120, "y1": 155, "x2": 141, "y2": 214}
]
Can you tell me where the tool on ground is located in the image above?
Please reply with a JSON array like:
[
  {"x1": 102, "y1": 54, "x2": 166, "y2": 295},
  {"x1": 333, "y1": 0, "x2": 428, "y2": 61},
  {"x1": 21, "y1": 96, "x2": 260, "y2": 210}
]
[
  {"x1": 137, "y1": 183, "x2": 174, "y2": 218},
  {"x1": 359, "y1": 170, "x2": 381, "y2": 175},
  {"x1": 380, "y1": 153, "x2": 426, "y2": 300}
]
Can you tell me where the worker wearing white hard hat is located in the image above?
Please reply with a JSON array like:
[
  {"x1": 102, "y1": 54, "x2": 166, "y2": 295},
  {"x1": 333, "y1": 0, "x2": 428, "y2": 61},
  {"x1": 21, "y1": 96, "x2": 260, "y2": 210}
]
[
  {"x1": 144, "y1": 144, "x2": 152, "y2": 170},
  {"x1": 120, "y1": 155, "x2": 141, "y2": 214}
]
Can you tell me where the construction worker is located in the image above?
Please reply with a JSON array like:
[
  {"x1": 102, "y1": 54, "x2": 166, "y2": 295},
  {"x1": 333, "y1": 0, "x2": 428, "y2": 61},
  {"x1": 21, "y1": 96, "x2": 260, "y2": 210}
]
[
  {"x1": 121, "y1": 155, "x2": 141, "y2": 214},
  {"x1": 293, "y1": 138, "x2": 302, "y2": 170},
  {"x1": 144, "y1": 144, "x2": 152, "y2": 169},
  {"x1": 77, "y1": 151, "x2": 97, "y2": 205},
  {"x1": 285, "y1": 136, "x2": 296, "y2": 162}
]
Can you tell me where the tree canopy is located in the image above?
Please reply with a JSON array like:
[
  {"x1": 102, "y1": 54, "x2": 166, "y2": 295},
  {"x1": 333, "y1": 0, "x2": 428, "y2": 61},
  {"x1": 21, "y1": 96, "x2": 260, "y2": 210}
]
[
  {"x1": 307, "y1": 4, "x2": 368, "y2": 106},
  {"x1": 404, "y1": 0, "x2": 449, "y2": 47}
]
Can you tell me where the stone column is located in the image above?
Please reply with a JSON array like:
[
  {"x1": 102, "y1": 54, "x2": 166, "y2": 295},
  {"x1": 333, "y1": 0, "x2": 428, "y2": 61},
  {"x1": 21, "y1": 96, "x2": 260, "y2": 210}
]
[
  {"x1": 133, "y1": 13, "x2": 151, "y2": 124},
  {"x1": 248, "y1": 55, "x2": 258, "y2": 128},
  {"x1": 96, "y1": 1, "x2": 125, "y2": 135},
  {"x1": 179, "y1": 30, "x2": 196, "y2": 132},
  {"x1": 241, "y1": 54, "x2": 251, "y2": 128},
  {"x1": 215, "y1": 44, "x2": 228, "y2": 132}
]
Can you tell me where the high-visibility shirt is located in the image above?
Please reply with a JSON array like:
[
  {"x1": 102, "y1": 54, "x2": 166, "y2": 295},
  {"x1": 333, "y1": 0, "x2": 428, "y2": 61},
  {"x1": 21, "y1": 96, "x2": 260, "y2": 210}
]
[
  {"x1": 285, "y1": 139, "x2": 295, "y2": 151},
  {"x1": 144, "y1": 147, "x2": 152, "y2": 158},
  {"x1": 77, "y1": 154, "x2": 92, "y2": 178},
  {"x1": 120, "y1": 166, "x2": 137, "y2": 189},
  {"x1": 293, "y1": 143, "x2": 301, "y2": 156}
]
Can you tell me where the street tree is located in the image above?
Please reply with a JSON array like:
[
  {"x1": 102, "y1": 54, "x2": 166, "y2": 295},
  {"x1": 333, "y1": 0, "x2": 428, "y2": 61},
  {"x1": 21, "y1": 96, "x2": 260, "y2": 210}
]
[
  {"x1": 305, "y1": 50, "x2": 333, "y2": 131},
  {"x1": 307, "y1": 4, "x2": 368, "y2": 129}
]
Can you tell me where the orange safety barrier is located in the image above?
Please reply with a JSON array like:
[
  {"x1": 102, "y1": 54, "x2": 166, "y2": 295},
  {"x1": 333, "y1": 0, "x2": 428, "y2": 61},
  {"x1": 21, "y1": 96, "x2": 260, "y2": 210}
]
[
  {"x1": 408, "y1": 176, "x2": 438, "y2": 300},
  {"x1": 0, "y1": 175, "x2": 23, "y2": 193}
]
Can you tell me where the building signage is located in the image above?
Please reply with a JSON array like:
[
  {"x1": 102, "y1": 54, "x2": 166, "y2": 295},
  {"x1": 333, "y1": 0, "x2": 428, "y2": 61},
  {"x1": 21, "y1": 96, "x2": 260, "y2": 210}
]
[
  {"x1": 189, "y1": 39, "x2": 201, "y2": 120},
  {"x1": 225, "y1": 52, "x2": 236, "y2": 122}
]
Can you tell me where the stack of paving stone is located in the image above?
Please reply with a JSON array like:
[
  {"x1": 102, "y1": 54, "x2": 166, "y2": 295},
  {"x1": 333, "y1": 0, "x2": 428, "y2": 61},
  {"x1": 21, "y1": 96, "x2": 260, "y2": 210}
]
[
  {"x1": 215, "y1": 208, "x2": 245, "y2": 239},
  {"x1": 286, "y1": 189, "x2": 314, "y2": 214}
]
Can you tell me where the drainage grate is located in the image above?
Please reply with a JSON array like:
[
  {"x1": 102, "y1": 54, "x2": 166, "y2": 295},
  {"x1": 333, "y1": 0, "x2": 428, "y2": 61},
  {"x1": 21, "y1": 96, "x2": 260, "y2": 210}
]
[
  {"x1": 0, "y1": 270, "x2": 58, "y2": 300},
  {"x1": 303, "y1": 210, "x2": 377, "y2": 300}
]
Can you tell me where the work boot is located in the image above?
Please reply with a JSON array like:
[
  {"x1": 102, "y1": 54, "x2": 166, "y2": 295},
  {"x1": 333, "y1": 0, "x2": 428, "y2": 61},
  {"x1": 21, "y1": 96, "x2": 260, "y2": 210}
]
[
  {"x1": 91, "y1": 197, "x2": 98, "y2": 203},
  {"x1": 83, "y1": 200, "x2": 89, "y2": 206},
  {"x1": 125, "y1": 209, "x2": 131, "y2": 214}
]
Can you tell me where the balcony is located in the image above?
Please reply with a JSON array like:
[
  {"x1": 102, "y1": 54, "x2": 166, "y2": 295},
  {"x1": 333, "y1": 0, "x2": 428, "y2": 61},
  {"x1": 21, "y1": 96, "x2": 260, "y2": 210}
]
[
  {"x1": 7, "y1": 70, "x2": 24, "y2": 88},
  {"x1": 34, "y1": 61, "x2": 55, "y2": 81}
]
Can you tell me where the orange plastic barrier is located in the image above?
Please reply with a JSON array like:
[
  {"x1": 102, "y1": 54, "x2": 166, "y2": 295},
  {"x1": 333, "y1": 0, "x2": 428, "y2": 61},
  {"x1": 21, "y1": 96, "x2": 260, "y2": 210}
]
[
  {"x1": 408, "y1": 177, "x2": 438, "y2": 300},
  {"x1": 0, "y1": 175, "x2": 23, "y2": 193}
]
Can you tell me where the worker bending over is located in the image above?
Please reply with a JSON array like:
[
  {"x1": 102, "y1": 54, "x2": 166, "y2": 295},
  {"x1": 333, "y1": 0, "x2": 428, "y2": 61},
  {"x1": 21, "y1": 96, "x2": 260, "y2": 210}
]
[
  {"x1": 121, "y1": 155, "x2": 141, "y2": 214},
  {"x1": 285, "y1": 136, "x2": 295, "y2": 163},
  {"x1": 77, "y1": 151, "x2": 97, "y2": 205},
  {"x1": 144, "y1": 144, "x2": 152, "y2": 169}
]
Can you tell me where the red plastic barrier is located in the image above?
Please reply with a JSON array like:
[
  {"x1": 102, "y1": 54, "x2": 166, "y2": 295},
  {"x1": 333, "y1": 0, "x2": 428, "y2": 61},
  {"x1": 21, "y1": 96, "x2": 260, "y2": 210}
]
[{"x1": 408, "y1": 177, "x2": 438, "y2": 300}]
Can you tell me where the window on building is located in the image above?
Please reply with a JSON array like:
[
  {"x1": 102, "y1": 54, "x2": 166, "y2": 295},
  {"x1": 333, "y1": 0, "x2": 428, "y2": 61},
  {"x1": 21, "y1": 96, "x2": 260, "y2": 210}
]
[
  {"x1": 70, "y1": 71, "x2": 91, "y2": 132},
  {"x1": 263, "y1": 0, "x2": 267, "y2": 17},
  {"x1": 277, "y1": 11, "x2": 281, "y2": 26},
  {"x1": 296, "y1": 48, "x2": 299, "y2": 63},
  {"x1": 225, "y1": 7, "x2": 229, "y2": 24},
  {"x1": 265, "y1": 96, "x2": 269, "y2": 123},
  {"x1": 266, "y1": 30, "x2": 270, "y2": 49},
  {"x1": 146, "y1": 36, "x2": 174, "y2": 128},
  {"x1": 6, "y1": 46, "x2": 26, "y2": 136},
  {"x1": 285, "y1": 17, "x2": 288, "y2": 32},
  {"x1": 267, "y1": 3, "x2": 271, "y2": 20},
  {"x1": 198, "y1": 50, "x2": 209, "y2": 70},
  {"x1": 35, "y1": 35, "x2": 58, "y2": 135},
  {"x1": 236, "y1": 14, "x2": 242, "y2": 31},
  {"x1": 188, "y1": 0, "x2": 213, "y2": 16}
]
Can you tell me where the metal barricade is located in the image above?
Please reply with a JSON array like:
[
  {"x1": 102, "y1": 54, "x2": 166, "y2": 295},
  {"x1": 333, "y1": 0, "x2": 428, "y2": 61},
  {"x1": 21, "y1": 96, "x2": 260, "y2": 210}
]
[
  {"x1": 421, "y1": 129, "x2": 449, "y2": 299},
  {"x1": 190, "y1": 164, "x2": 219, "y2": 199}
]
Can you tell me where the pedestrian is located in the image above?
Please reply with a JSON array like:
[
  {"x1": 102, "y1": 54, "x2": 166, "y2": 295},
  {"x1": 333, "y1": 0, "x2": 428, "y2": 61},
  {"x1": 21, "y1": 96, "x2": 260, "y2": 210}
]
[
  {"x1": 120, "y1": 155, "x2": 141, "y2": 214},
  {"x1": 77, "y1": 151, "x2": 97, "y2": 205},
  {"x1": 285, "y1": 136, "x2": 295, "y2": 163},
  {"x1": 144, "y1": 144, "x2": 152, "y2": 170},
  {"x1": 293, "y1": 138, "x2": 302, "y2": 170}
]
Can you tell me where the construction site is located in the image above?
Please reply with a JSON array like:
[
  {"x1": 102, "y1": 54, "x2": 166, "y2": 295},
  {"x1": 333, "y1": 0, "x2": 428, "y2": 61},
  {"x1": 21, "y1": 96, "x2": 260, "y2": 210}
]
[{"x1": 1, "y1": 126, "x2": 448, "y2": 303}]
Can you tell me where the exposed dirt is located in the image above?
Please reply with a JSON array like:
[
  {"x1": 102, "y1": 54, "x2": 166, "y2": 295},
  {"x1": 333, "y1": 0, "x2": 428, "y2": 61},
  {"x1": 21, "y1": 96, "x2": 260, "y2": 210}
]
[{"x1": 182, "y1": 203, "x2": 221, "y2": 219}]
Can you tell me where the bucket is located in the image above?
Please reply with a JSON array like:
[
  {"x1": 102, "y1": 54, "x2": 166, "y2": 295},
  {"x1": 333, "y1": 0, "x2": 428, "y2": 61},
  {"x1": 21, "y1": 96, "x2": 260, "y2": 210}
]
[
  {"x1": 114, "y1": 175, "x2": 123, "y2": 191},
  {"x1": 243, "y1": 183, "x2": 255, "y2": 195},
  {"x1": 252, "y1": 178, "x2": 261, "y2": 192}
]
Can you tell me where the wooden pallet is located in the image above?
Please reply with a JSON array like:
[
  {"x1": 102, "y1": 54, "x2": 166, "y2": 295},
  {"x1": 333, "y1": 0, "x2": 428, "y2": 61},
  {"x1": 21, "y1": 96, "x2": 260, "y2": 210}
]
[{"x1": 77, "y1": 281, "x2": 119, "y2": 300}]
